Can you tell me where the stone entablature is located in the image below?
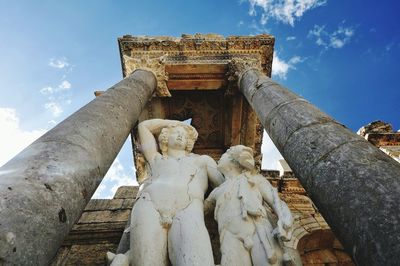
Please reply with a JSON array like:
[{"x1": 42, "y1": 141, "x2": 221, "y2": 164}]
[
  {"x1": 118, "y1": 34, "x2": 275, "y2": 182},
  {"x1": 358, "y1": 120, "x2": 400, "y2": 163},
  {"x1": 118, "y1": 34, "x2": 274, "y2": 95}
]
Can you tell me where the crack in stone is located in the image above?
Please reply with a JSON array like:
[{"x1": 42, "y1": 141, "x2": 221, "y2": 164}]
[
  {"x1": 185, "y1": 169, "x2": 197, "y2": 204},
  {"x1": 282, "y1": 120, "x2": 338, "y2": 150},
  {"x1": 310, "y1": 139, "x2": 367, "y2": 174},
  {"x1": 264, "y1": 98, "x2": 310, "y2": 131}
]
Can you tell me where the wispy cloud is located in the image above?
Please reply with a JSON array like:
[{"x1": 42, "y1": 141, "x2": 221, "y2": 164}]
[
  {"x1": 59, "y1": 80, "x2": 71, "y2": 90},
  {"x1": 308, "y1": 23, "x2": 355, "y2": 50},
  {"x1": 272, "y1": 52, "x2": 303, "y2": 79},
  {"x1": 40, "y1": 80, "x2": 71, "y2": 117},
  {"x1": 41, "y1": 57, "x2": 74, "y2": 117},
  {"x1": 49, "y1": 57, "x2": 69, "y2": 69},
  {"x1": 92, "y1": 158, "x2": 138, "y2": 199},
  {"x1": 40, "y1": 80, "x2": 72, "y2": 95},
  {"x1": 0, "y1": 108, "x2": 46, "y2": 167},
  {"x1": 286, "y1": 36, "x2": 296, "y2": 41},
  {"x1": 385, "y1": 42, "x2": 395, "y2": 52},
  {"x1": 249, "y1": 20, "x2": 270, "y2": 34},
  {"x1": 44, "y1": 102, "x2": 63, "y2": 117},
  {"x1": 40, "y1": 86, "x2": 54, "y2": 95},
  {"x1": 247, "y1": 0, "x2": 327, "y2": 26}
]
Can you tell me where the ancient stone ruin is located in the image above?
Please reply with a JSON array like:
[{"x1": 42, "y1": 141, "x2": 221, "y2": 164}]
[{"x1": 1, "y1": 34, "x2": 400, "y2": 266}]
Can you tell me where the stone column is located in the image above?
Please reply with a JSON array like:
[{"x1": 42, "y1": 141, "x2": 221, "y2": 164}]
[
  {"x1": 232, "y1": 61, "x2": 400, "y2": 266},
  {"x1": 0, "y1": 70, "x2": 156, "y2": 265}
]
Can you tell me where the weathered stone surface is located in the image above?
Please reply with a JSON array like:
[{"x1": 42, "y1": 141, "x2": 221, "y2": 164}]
[
  {"x1": 52, "y1": 189, "x2": 139, "y2": 264},
  {"x1": 357, "y1": 120, "x2": 393, "y2": 136},
  {"x1": 52, "y1": 243, "x2": 118, "y2": 266},
  {"x1": 297, "y1": 230, "x2": 354, "y2": 266},
  {"x1": 78, "y1": 210, "x2": 130, "y2": 224},
  {"x1": 113, "y1": 186, "x2": 139, "y2": 199},
  {"x1": 0, "y1": 70, "x2": 156, "y2": 265},
  {"x1": 238, "y1": 68, "x2": 400, "y2": 265},
  {"x1": 358, "y1": 121, "x2": 400, "y2": 164},
  {"x1": 364, "y1": 133, "x2": 400, "y2": 147}
]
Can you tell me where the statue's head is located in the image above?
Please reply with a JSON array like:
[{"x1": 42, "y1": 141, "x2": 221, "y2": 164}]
[
  {"x1": 218, "y1": 145, "x2": 255, "y2": 176},
  {"x1": 158, "y1": 124, "x2": 198, "y2": 156}
]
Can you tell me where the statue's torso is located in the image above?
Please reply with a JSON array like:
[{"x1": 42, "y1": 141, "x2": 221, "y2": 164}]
[
  {"x1": 140, "y1": 153, "x2": 208, "y2": 218},
  {"x1": 215, "y1": 175, "x2": 267, "y2": 237}
]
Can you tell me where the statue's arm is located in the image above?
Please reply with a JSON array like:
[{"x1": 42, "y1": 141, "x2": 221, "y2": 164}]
[
  {"x1": 203, "y1": 155, "x2": 224, "y2": 187},
  {"x1": 257, "y1": 175, "x2": 275, "y2": 206},
  {"x1": 257, "y1": 175, "x2": 293, "y2": 240},
  {"x1": 204, "y1": 188, "x2": 218, "y2": 215},
  {"x1": 138, "y1": 119, "x2": 182, "y2": 162}
]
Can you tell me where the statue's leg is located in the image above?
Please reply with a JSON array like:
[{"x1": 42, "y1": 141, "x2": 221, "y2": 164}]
[
  {"x1": 168, "y1": 199, "x2": 214, "y2": 266},
  {"x1": 130, "y1": 193, "x2": 168, "y2": 266},
  {"x1": 220, "y1": 230, "x2": 252, "y2": 266},
  {"x1": 250, "y1": 222, "x2": 282, "y2": 266},
  {"x1": 109, "y1": 253, "x2": 129, "y2": 266}
]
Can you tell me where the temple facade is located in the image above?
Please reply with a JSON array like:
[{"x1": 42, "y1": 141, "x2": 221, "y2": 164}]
[{"x1": 1, "y1": 34, "x2": 400, "y2": 266}]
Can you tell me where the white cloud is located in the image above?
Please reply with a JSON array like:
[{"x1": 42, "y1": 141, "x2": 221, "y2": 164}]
[
  {"x1": 92, "y1": 158, "x2": 138, "y2": 199},
  {"x1": 0, "y1": 108, "x2": 47, "y2": 167},
  {"x1": 48, "y1": 120, "x2": 57, "y2": 126},
  {"x1": 308, "y1": 23, "x2": 354, "y2": 50},
  {"x1": 44, "y1": 102, "x2": 63, "y2": 117},
  {"x1": 49, "y1": 57, "x2": 69, "y2": 69},
  {"x1": 58, "y1": 80, "x2": 71, "y2": 90},
  {"x1": 40, "y1": 80, "x2": 72, "y2": 117},
  {"x1": 286, "y1": 36, "x2": 296, "y2": 41},
  {"x1": 272, "y1": 52, "x2": 303, "y2": 79},
  {"x1": 249, "y1": 20, "x2": 270, "y2": 34},
  {"x1": 330, "y1": 26, "x2": 354, "y2": 48},
  {"x1": 261, "y1": 130, "x2": 283, "y2": 170},
  {"x1": 308, "y1": 24, "x2": 327, "y2": 46},
  {"x1": 40, "y1": 80, "x2": 72, "y2": 95},
  {"x1": 40, "y1": 86, "x2": 54, "y2": 95},
  {"x1": 288, "y1": 56, "x2": 302, "y2": 64},
  {"x1": 248, "y1": 0, "x2": 327, "y2": 26}
]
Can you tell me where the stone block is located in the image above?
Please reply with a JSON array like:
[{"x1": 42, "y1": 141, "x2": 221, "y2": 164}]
[
  {"x1": 113, "y1": 186, "x2": 138, "y2": 199},
  {"x1": 78, "y1": 210, "x2": 130, "y2": 224},
  {"x1": 59, "y1": 243, "x2": 117, "y2": 266}
]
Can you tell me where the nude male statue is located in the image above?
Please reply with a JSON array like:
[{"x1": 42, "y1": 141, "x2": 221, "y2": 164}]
[
  {"x1": 204, "y1": 145, "x2": 301, "y2": 266},
  {"x1": 129, "y1": 119, "x2": 224, "y2": 266}
]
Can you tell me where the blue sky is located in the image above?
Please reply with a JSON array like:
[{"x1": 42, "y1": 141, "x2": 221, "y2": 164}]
[{"x1": 0, "y1": 0, "x2": 399, "y2": 198}]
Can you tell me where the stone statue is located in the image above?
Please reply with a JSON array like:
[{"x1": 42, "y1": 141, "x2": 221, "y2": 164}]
[
  {"x1": 204, "y1": 145, "x2": 301, "y2": 266},
  {"x1": 109, "y1": 119, "x2": 224, "y2": 266}
]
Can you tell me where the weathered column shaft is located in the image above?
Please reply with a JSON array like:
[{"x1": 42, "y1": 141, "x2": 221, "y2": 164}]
[
  {"x1": 238, "y1": 68, "x2": 400, "y2": 266},
  {"x1": 0, "y1": 70, "x2": 156, "y2": 265}
]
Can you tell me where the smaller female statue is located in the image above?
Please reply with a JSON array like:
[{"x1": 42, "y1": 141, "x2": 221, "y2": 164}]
[{"x1": 204, "y1": 145, "x2": 301, "y2": 266}]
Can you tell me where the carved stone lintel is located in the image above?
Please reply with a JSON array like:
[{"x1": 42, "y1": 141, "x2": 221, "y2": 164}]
[{"x1": 124, "y1": 55, "x2": 171, "y2": 97}]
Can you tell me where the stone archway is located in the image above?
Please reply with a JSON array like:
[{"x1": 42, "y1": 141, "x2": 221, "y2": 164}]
[{"x1": 296, "y1": 229, "x2": 354, "y2": 266}]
